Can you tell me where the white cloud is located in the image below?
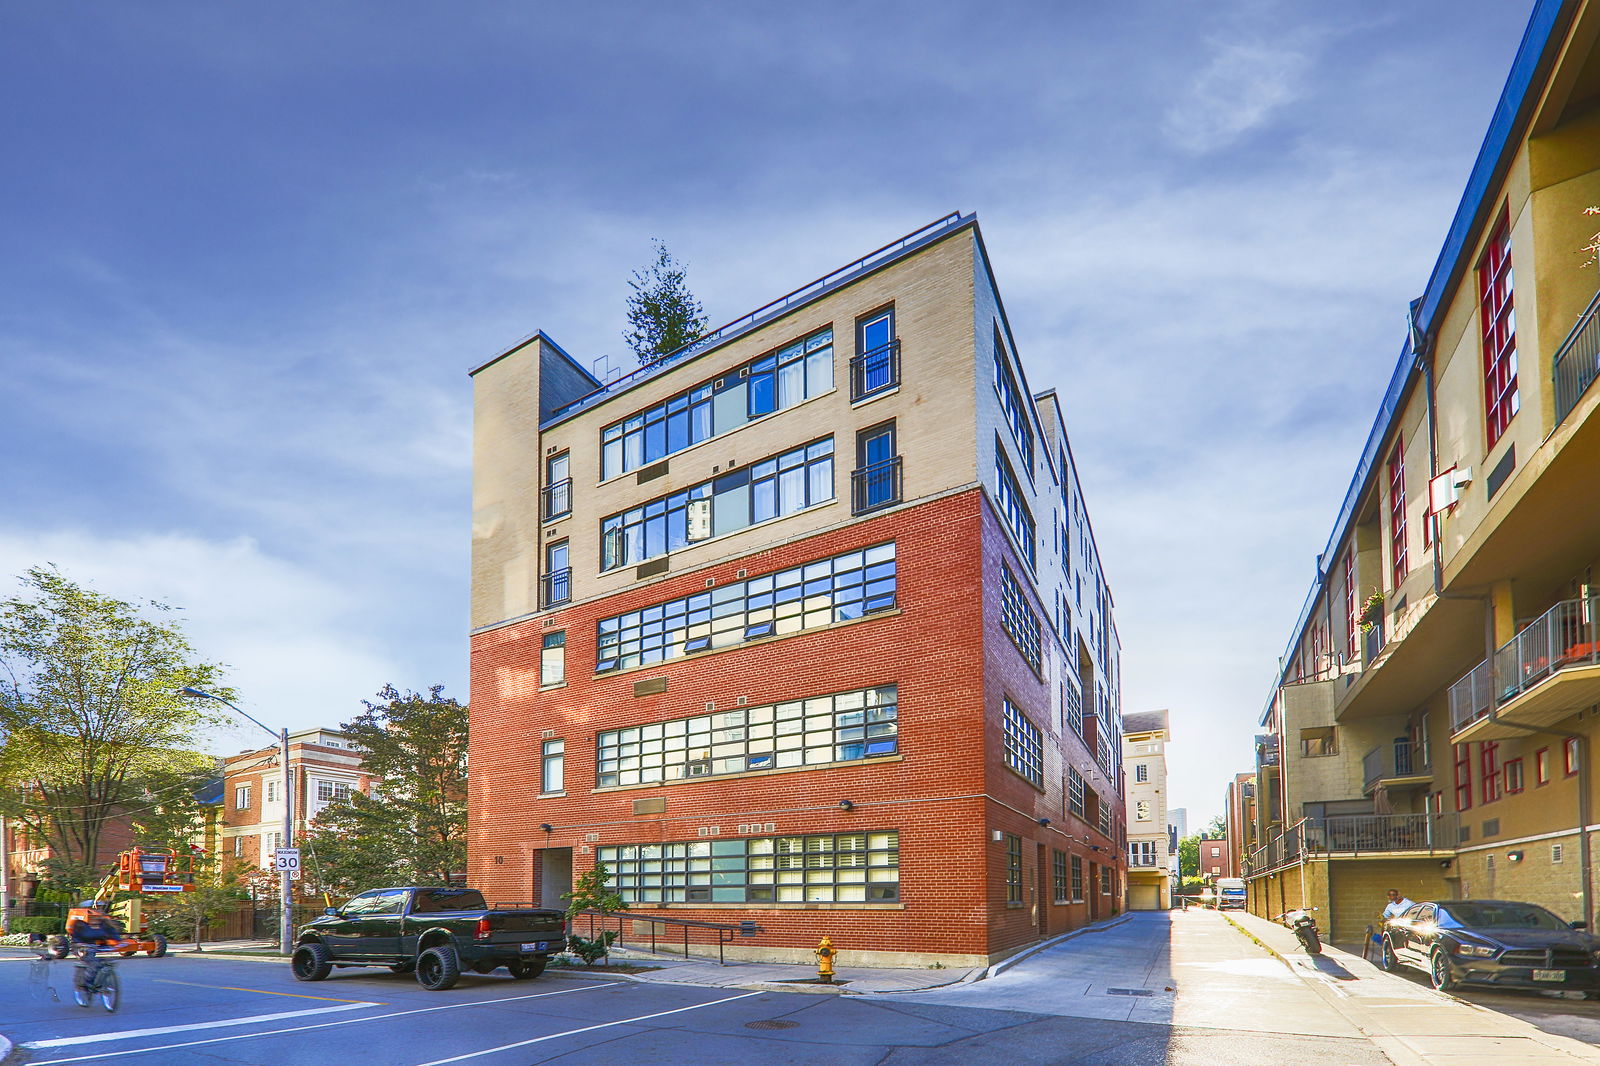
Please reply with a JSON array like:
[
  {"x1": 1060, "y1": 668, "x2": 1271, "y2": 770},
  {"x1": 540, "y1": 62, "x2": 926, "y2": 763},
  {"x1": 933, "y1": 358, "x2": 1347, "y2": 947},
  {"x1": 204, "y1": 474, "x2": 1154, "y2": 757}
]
[{"x1": 1164, "y1": 40, "x2": 1309, "y2": 154}]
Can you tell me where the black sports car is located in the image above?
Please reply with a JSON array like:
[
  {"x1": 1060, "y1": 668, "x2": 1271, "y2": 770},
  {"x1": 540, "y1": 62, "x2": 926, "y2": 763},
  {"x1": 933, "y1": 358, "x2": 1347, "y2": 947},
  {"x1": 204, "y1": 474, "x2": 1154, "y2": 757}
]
[{"x1": 1379, "y1": 898, "x2": 1600, "y2": 995}]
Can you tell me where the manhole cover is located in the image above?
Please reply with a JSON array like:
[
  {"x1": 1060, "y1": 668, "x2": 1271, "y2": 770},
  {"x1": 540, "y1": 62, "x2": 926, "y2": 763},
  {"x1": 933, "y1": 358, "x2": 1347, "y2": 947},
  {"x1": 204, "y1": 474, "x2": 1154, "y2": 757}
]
[
  {"x1": 745, "y1": 1020, "x2": 799, "y2": 1030},
  {"x1": 1105, "y1": 988, "x2": 1155, "y2": 997}
]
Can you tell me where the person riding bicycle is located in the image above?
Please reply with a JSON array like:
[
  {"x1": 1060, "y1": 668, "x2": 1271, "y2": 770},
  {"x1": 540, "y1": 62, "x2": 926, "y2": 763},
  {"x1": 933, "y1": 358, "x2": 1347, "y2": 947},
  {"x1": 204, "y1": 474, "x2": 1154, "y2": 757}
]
[{"x1": 66, "y1": 901, "x2": 125, "y2": 991}]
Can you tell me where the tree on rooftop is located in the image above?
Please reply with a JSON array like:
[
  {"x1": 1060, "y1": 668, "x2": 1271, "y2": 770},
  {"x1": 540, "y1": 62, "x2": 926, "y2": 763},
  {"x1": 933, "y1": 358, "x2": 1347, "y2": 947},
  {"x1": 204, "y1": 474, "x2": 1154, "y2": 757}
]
[{"x1": 623, "y1": 240, "x2": 708, "y2": 365}]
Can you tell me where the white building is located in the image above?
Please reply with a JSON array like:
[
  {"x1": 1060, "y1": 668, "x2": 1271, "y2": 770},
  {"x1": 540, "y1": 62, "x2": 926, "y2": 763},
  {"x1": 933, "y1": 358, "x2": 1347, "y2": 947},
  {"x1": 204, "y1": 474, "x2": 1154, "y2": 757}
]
[{"x1": 1122, "y1": 710, "x2": 1171, "y2": 910}]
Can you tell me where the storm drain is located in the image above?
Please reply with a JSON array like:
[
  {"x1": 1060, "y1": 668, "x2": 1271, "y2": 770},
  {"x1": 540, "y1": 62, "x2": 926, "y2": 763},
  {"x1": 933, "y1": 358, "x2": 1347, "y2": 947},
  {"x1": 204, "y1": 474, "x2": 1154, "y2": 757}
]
[
  {"x1": 745, "y1": 1020, "x2": 800, "y2": 1030},
  {"x1": 1104, "y1": 988, "x2": 1156, "y2": 997}
]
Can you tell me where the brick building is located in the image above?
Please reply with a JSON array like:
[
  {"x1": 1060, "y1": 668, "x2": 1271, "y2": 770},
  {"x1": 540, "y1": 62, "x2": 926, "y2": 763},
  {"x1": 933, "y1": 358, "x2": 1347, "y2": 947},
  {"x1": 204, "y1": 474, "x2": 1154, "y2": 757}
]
[
  {"x1": 1242, "y1": 0, "x2": 1600, "y2": 942},
  {"x1": 467, "y1": 212, "x2": 1126, "y2": 966},
  {"x1": 221, "y1": 729, "x2": 373, "y2": 868},
  {"x1": 1198, "y1": 836, "x2": 1231, "y2": 881},
  {"x1": 1224, "y1": 772, "x2": 1256, "y2": 879}
]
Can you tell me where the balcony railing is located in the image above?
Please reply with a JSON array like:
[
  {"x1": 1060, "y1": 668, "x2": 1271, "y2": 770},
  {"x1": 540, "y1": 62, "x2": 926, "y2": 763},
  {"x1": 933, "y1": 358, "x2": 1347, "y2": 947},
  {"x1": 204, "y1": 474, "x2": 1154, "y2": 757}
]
[
  {"x1": 1449, "y1": 595, "x2": 1600, "y2": 732},
  {"x1": 851, "y1": 456, "x2": 903, "y2": 514},
  {"x1": 1255, "y1": 733, "x2": 1279, "y2": 768},
  {"x1": 1553, "y1": 286, "x2": 1600, "y2": 427},
  {"x1": 1308, "y1": 812, "x2": 1456, "y2": 856},
  {"x1": 542, "y1": 480, "x2": 572, "y2": 521},
  {"x1": 1361, "y1": 737, "x2": 1420, "y2": 792},
  {"x1": 541, "y1": 568, "x2": 571, "y2": 608},
  {"x1": 849, "y1": 339, "x2": 900, "y2": 400}
]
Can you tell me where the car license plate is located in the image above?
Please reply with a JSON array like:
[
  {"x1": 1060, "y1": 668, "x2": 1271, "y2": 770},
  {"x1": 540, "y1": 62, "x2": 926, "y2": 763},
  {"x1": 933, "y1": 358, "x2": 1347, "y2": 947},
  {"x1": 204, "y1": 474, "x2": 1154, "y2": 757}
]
[
  {"x1": 1533, "y1": 969, "x2": 1566, "y2": 982},
  {"x1": 521, "y1": 942, "x2": 548, "y2": 953}
]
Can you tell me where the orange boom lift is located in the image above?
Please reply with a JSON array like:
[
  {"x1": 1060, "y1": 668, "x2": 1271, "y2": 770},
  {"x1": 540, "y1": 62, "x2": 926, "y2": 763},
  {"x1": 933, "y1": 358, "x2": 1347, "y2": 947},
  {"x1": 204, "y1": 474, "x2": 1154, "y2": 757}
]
[{"x1": 64, "y1": 846, "x2": 196, "y2": 958}]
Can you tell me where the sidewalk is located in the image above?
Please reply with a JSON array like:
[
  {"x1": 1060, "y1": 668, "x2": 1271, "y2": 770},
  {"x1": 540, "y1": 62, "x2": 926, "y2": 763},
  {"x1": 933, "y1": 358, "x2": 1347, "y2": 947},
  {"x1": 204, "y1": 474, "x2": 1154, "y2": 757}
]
[{"x1": 1224, "y1": 908, "x2": 1600, "y2": 1065}]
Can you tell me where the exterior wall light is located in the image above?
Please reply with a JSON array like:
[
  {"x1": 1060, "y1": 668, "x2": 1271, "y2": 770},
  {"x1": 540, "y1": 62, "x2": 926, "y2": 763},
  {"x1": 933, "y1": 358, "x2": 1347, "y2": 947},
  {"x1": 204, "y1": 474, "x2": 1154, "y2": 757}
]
[
  {"x1": 1507, "y1": 850, "x2": 1524, "y2": 862},
  {"x1": 838, "y1": 799, "x2": 855, "y2": 811},
  {"x1": 539, "y1": 823, "x2": 554, "y2": 832}
]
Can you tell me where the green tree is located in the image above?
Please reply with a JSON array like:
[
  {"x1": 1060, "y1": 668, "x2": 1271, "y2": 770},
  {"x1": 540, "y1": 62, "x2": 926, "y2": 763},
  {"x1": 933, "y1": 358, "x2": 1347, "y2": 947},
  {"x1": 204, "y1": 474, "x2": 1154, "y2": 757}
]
[
  {"x1": 562, "y1": 862, "x2": 626, "y2": 966},
  {"x1": 302, "y1": 684, "x2": 466, "y2": 893},
  {"x1": 623, "y1": 240, "x2": 708, "y2": 364},
  {"x1": 0, "y1": 567, "x2": 228, "y2": 882},
  {"x1": 1178, "y1": 835, "x2": 1199, "y2": 879}
]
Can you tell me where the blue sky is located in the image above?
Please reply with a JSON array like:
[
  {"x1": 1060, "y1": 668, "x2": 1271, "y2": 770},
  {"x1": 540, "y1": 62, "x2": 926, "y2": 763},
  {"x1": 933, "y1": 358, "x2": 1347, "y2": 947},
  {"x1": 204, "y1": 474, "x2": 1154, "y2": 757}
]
[{"x1": 1, "y1": 2, "x2": 1534, "y2": 818}]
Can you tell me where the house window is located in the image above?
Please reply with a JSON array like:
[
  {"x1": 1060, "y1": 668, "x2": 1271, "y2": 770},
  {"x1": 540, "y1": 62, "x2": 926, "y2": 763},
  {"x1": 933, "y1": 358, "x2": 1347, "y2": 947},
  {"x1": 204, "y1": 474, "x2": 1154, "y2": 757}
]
[
  {"x1": 1135, "y1": 764, "x2": 1148, "y2": 783},
  {"x1": 1005, "y1": 834, "x2": 1023, "y2": 903},
  {"x1": 600, "y1": 327, "x2": 833, "y2": 479},
  {"x1": 541, "y1": 632, "x2": 566, "y2": 686},
  {"x1": 543, "y1": 540, "x2": 570, "y2": 607},
  {"x1": 235, "y1": 786, "x2": 251, "y2": 810},
  {"x1": 1064, "y1": 681, "x2": 1084, "y2": 739},
  {"x1": 596, "y1": 543, "x2": 895, "y2": 673},
  {"x1": 1504, "y1": 758, "x2": 1524, "y2": 794},
  {"x1": 1101, "y1": 867, "x2": 1112, "y2": 895},
  {"x1": 994, "y1": 450, "x2": 1036, "y2": 569},
  {"x1": 601, "y1": 438, "x2": 835, "y2": 570},
  {"x1": 316, "y1": 780, "x2": 353, "y2": 804},
  {"x1": 1566, "y1": 737, "x2": 1580, "y2": 777},
  {"x1": 1068, "y1": 766, "x2": 1086, "y2": 818},
  {"x1": 1052, "y1": 850, "x2": 1068, "y2": 903},
  {"x1": 851, "y1": 307, "x2": 898, "y2": 400},
  {"x1": 1135, "y1": 801, "x2": 1151, "y2": 822},
  {"x1": 1388, "y1": 438, "x2": 1408, "y2": 589},
  {"x1": 993, "y1": 333, "x2": 1034, "y2": 478},
  {"x1": 1002, "y1": 699, "x2": 1044, "y2": 787},
  {"x1": 1070, "y1": 854, "x2": 1084, "y2": 901},
  {"x1": 540, "y1": 739, "x2": 565, "y2": 794},
  {"x1": 1300, "y1": 727, "x2": 1337, "y2": 757},
  {"x1": 1454, "y1": 743, "x2": 1473, "y2": 811},
  {"x1": 1097, "y1": 792, "x2": 1112, "y2": 835},
  {"x1": 1536, "y1": 747, "x2": 1550, "y2": 785},
  {"x1": 1000, "y1": 565, "x2": 1042, "y2": 675},
  {"x1": 597, "y1": 686, "x2": 897, "y2": 786},
  {"x1": 1480, "y1": 742, "x2": 1501, "y2": 804},
  {"x1": 544, "y1": 452, "x2": 571, "y2": 520},
  {"x1": 852, "y1": 422, "x2": 900, "y2": 514},
  {"x1": 265, "y1": 780, "x2": 279, "y2": 803},
  {"x1": 598, "y1": 830, "x2": 898, "y2": 904},
  {"x1": 233, "y1": 836, "x2": 244, "y2": 857},
  {"x1": 1479, "y1": 212, "x2": 1518, "y2": 447}
]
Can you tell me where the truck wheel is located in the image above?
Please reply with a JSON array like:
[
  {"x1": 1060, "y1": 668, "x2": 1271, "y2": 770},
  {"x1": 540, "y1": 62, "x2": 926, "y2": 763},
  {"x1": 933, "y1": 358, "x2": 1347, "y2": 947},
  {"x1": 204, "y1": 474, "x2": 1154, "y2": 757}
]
[
  {"x1": 416, "y1": 946, "x2": 461, "y2": 991},
  {"x1": 292, "y1": 943, "x2": 333, "y2": 982},
  {"x1": 148, "y1": 935, "x2": 168, "y2": 958},
  {"x1": 507, "y1": 958, "x2": 546, "y2": 980}
]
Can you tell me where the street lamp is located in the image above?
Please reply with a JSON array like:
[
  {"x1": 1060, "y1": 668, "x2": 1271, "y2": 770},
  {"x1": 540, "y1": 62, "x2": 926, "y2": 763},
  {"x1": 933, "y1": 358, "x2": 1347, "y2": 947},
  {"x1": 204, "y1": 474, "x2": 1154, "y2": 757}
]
[{"x1": 182, "y1": 687, "x2": 294, "y2": 956}]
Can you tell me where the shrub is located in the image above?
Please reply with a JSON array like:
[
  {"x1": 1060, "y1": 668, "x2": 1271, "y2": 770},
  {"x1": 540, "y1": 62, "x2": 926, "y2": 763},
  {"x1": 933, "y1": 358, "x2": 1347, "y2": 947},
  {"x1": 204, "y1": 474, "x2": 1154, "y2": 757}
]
[{"x1": 12, "y1": 917, "x2": 65, "y2": 936}]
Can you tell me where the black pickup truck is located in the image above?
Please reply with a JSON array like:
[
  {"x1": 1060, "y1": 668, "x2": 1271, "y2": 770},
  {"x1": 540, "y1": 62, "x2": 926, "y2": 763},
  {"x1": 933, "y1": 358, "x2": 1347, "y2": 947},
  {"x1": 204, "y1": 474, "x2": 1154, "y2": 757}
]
[{"x1": 291, "y1": 886, "x2": 566, "y2": 990}]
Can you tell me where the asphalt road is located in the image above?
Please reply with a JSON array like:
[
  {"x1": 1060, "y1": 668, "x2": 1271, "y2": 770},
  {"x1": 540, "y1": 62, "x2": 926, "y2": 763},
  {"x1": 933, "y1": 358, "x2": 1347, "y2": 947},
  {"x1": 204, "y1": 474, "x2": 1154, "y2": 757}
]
[{"x1": 0, "y1": 917, "x2": 1392, "y2": 1066}]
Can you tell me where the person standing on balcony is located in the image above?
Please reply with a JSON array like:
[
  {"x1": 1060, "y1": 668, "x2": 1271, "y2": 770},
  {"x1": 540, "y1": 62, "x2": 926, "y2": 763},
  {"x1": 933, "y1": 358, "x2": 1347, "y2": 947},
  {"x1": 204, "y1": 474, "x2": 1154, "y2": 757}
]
[{"x1": 1383, "y1": 889, "x2": 1416, "y2": 920}]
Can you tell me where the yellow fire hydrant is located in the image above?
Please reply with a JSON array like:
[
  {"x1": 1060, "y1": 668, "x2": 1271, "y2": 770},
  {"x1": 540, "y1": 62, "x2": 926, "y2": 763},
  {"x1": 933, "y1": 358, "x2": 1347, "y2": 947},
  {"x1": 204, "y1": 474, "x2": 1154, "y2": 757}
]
[{"x1": 815, "y1": 936, "x2": 836, "y2": 984}]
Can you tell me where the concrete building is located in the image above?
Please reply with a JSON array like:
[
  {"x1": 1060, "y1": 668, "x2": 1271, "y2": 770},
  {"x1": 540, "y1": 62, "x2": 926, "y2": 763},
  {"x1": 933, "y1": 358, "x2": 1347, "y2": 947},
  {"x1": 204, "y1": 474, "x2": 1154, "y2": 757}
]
[
  {"x1": 222, "y1": 729, "x2": 374, "y2": 868},
  {"x1": 467, "y1": 212, "x2": 1126, "y2": 967},
  {"x1": 1123, "y1": 710, "x2": 1172, "y2": 909},
  {"x1": 1243, "y1": 0, "x2": 1600, "y2": 943}
]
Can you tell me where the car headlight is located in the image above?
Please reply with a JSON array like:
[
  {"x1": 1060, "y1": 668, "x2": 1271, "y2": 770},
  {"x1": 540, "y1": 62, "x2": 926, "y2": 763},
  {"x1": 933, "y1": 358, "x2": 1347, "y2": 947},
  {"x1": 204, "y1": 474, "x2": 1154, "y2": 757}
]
[{"x1": 1455, "y1": 944, "x2": 1497, "y2": 958}]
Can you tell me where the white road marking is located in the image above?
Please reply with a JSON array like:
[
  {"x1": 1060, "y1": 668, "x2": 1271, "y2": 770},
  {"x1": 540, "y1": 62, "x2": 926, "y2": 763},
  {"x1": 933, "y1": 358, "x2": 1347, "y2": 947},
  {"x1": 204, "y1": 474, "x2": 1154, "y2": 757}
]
[
  {"x1": 410, "y1": 990, "x2": 766, "y2": 1066},
  {"x1": 29, "y1": 983, "x2": 617, "y2": 1064},
  {"x1": 22, "y1": 1003, "x2": 379, "y2": 1049}
]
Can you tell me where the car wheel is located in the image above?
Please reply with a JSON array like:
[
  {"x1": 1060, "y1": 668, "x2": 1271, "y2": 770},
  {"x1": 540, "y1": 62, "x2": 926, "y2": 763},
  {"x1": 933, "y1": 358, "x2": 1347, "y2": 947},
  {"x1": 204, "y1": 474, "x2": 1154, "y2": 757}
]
[
  {"x1": 390, "y1": 960, "x2": 416, "y2": 974},
  {"x1": 1430, "y1": 948, "x2": 1458, "y2": 992},
  {"x1": 507, "y1": 957, "x2": 546, "y2": 980},
  {"x1": 416, "y1": 946, "x2": 461, "y2": 991},
  {"x1": 1380, "y1": 936, "x2": 1399, "y2": 972},
  {"x1": 291, "y1": 943, "x2": 333, "y2": 982},
  {"x1": 148, "y1": 935, "x2": 168, "y2": 958}
]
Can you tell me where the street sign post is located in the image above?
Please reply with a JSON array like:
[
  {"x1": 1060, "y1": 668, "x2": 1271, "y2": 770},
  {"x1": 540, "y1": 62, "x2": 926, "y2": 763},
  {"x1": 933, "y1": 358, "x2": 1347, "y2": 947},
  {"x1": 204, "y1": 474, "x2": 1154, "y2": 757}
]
[{"x1": 274, "y1": 847, "x2": 301, "y2": 874}]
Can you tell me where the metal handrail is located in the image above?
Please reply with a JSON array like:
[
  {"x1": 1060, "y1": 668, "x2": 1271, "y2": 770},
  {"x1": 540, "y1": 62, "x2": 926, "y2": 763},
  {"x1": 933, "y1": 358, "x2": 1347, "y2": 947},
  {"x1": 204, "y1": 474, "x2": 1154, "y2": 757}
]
[
  {"x1": 541, "y1": 568, "x2": 571, "y2": 608},
  {"x1": 1307, "y1": 812, "x2": 1456, "y2": 856},
  {"x1": 574, "y1": 908, "x2": 756, "y2": 966},
  {"x1": 1553, "y1": 285, "x2": 1600, "y2": 426},
  {"x1": 849, "y1": 339, "x2": 902, "y2": 400},
  {"x1": 1361, "y1": 738, "x2": 1417, "y2": 791},
  {"x1": 1449, "y1": 594, "x2": 1600, "y2": 731},
  {"x1": 542, "y1": 480, "x2": 572, "y2": 521},
  {"x1": 851, "y1": 455, "x2": 903, "y2": 514}
]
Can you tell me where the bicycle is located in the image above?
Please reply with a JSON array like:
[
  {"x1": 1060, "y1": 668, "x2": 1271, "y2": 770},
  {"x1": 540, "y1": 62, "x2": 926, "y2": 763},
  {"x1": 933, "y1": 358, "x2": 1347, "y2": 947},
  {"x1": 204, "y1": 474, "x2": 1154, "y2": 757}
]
[{"x1": 52, "y1": 940, "x2": 122, "y2": 1012}]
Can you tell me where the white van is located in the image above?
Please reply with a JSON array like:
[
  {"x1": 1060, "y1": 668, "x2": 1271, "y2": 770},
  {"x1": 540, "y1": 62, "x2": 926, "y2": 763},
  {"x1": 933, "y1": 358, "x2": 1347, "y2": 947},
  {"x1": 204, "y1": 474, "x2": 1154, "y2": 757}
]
[{"x1": 1215, "y1": 877, "x2": 1247, "y2": 910}]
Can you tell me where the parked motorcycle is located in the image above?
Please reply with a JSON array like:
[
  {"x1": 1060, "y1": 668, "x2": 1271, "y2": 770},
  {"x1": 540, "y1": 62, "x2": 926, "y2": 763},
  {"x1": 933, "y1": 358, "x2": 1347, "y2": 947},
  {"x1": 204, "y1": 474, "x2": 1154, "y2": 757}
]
[{"x1": 1280, "y1": 907, "x2": 1323, "y2": 954}]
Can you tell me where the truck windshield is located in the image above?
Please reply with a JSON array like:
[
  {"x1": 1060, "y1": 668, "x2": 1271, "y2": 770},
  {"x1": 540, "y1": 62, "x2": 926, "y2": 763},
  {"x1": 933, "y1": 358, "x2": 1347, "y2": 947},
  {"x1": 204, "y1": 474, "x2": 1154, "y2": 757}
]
[{"x1": 411, "y1": 888, "x2": 487, "y2": 913}]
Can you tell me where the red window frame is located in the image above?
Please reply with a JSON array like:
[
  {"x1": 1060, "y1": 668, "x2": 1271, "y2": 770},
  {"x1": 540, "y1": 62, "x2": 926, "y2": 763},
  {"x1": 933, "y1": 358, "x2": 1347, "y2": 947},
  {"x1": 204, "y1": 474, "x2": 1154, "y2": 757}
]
[
  {"x1": 1478, "y1": 212, "x2": 1518, "y2": 448},
  {"x1": 1388, "y1": 438, "x2": 1408, "y2": 589},
  {"x1": 1504, "y1": 758, "x2": 1524, "y2": 794},
  {"x1": 1480, "y1": 741, "x2": 1501, "y2": 804},
  {"x1": 1566, "y1": 737, "x2": 1581, "y2": 777},
  {"x1": 1536, "y1": 747, "x2": 1550, "y2": 785},
  {"x1": 1344, "y1": 553, "x2": 1358, "y2": 659},
  {"x1": 1453, "y1": 743, "x2": 1473, "y2": 811}
]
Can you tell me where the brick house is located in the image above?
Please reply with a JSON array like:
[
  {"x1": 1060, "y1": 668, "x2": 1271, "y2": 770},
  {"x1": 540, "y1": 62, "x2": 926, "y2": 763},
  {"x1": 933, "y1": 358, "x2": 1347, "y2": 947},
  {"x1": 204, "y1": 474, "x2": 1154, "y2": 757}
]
[
  {"x1": 221, "y1": 729, "x2": 374, "y2": 868},
  {"x1": 468, "y1": 213, "x2": 1126, "y2": 967}
]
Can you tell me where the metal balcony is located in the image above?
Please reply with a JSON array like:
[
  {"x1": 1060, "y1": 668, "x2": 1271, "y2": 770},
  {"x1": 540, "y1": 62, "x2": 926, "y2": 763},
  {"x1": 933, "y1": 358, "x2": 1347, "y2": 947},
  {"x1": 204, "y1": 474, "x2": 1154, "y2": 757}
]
[
  {"x1": 1554, "y1": 287, "x2": 1600, "y2": 427},
  {"x1": 1361, "y1": 737, "x2": 1427, "y2": 793},
  {"x1": 849, "y1": 339, "x2": 900, "y2": 401},
  {"x1": 541, "y1": 568, "x2": 571, "y2": 608},
  {"x1": 1308, "y1": 813, "x2": 1456, "y2": 856},
  {"x1": 851, "y1": 456, "x2": 902, "y2": 514},
  {"x1": 1450, "y1": 595, "x2": 1600, "y2": 735},
  {"x1": 542, "y1": 479, "x2": 572, "y2": 521}
]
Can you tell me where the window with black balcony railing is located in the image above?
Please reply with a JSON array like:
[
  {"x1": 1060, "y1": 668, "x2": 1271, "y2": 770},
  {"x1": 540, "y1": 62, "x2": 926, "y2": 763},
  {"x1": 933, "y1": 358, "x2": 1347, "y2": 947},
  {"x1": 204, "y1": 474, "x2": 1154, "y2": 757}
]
[
  {"x1": 543, "y1": 479, "x2": 572, "y2": 521},
  {"x1": 851, "y1": 456, "x2": 902, "y2": 514},
  {"x1": 541, "y1": 568, "x2": 571, "y2": 608},
  {"x1": 849, "y1": 340, "x2": 900, "y2": 401}
]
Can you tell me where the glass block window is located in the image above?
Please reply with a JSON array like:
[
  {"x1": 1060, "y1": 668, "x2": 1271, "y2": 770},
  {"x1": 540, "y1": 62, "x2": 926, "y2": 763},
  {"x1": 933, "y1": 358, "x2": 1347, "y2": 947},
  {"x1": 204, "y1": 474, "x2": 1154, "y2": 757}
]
[
  {"x1": 1068, "y1": 766, "x2": 1086, "y2": 818},
  {"x1": 1002, "y1": 698, "x2": 1043, "y2": 787},
  {"x1": 601, "y1": 438, "x2": 834, "y2": 570},
  {"x1": 995, "y1": 451, "x2": 1036, "y2": 569},
  {"x1": 600, "y1": 328, "x2": 835, "y2": 479},
  {"x1": 993, "y1": 337, "x2": 1034, "y2": 477},
  {"x1": 1052, "y1": 849, "x2": 1068, "y2": 903},
  {"x1": 597, "y1": 830, "x2": 898, "y2": 904},
  {"x1": 1005, "y1": 834, "x2": 1022, "y2": 903},
  {"x1": 596, "y1": 543, "x2": 896, "y2": 673},
  {"x1": 597, "y1": 686, "x2": 898, "y2": 787},
  {"x1": 1000, "y1": 565, "x2": 1042, "y2": 674},
  {"x1": 1070, "y1": 854, "x2": 1084, "y2": 901}
]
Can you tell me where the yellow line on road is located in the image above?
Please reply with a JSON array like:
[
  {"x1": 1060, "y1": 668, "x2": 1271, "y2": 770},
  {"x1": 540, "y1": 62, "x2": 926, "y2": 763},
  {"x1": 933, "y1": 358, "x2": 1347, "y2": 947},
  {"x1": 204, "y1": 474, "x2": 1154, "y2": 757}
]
[{"x1": 154, "y1": 978, "x2": 381, "y2": 1004}]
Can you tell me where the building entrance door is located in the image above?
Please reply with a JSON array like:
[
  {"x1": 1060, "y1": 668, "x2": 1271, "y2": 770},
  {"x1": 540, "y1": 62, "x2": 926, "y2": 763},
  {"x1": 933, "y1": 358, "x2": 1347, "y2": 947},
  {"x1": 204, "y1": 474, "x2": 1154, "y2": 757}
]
[{"x1": 539, "y1": 848, "x2": 572, "y2": 909}]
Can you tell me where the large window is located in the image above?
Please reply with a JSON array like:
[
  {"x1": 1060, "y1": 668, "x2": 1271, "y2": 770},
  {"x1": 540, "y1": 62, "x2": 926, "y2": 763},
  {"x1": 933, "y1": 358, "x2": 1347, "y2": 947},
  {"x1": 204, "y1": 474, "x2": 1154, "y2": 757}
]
[
  {"x1": 541, "y1": 631, "x2": 565, "y2": 686},
  {"x1": 1388, "y1": 439, "x2": 1407, "y2": 589},
  {"x1": 544, "y1": 452, "x2": 571, "y2": 521},
  {"x1": 1479, "y1": 213, "x2": 1518, "y2": 447},
  {"x1": 995, "y1": 451, "x2": 1036, "y2": 569},
  {"x1": 235, "y1": 786, "x2": 251, "y2": 810},
  {"x1": 1454, "y1": 743, "x2": 1473, "y2": 811},
  {"x1": 1134, "y1": 764, "x2": 1148, "y2": 783},
  {"x1": 597, "y1": 686, "x2": 897, "y2": 787},
  {"x1": 1052, "y1": 850, "x2": 1068, "y2": 903},
  {"x1": 1344, "y1": 552, "x2": 1358, "y2": 660},
  {"x1": 852, "y1": 308, "x2": 898, "y2": 400},
  {"x1": 601, "y1": 438, "x2": 834, "y2": 570},
  {"x1": 541, "y1": 739, "x2": 565, "y2": 794},
  {"x1": 1480, "y1": 742, "x2": 1501, "y2": 805},
  {"x1": 600, "y1": 328, "x2": 835, "y2": 479},
  {"x1": 1004, "y1": 834, "x2": 1023, "y2": 903},
  {"x1": 315, "y1": 780, "x2": 353, "y2": 803},
  {"x1": 1068, "y1": 766, "x2": 1086, "y2": 818},
  {"x1": 1000, "y1": 565, "x2": 1042, "y2": 674},
  {"x1": 1096, "y1": 791, "x2": 1112, "y2": 835},
  {"x1": 598, "y1": 831, "x2": 899, "y2": 904},
  {"x1": 596, "y1": 543, "x2": 896, "y2": 673},
  {"x1": 1064, "y1": 680, "x2": 1083, "y2": 739},
  {"x1": 993, "y1": 337, "x2": 1034, "y2": 477},
  {"x1": 543, "y1": 540, "x2": 570, "y2": 608},
  {"x1": 1070, "y1": 854, "x2": 1084, "y2": 901},
  {"x1": 852, "y1": 421, "x2": 901, "y2": 514},
  {"x1": 1002, "y1": 698, "x2": 1043, "y2": 787}
]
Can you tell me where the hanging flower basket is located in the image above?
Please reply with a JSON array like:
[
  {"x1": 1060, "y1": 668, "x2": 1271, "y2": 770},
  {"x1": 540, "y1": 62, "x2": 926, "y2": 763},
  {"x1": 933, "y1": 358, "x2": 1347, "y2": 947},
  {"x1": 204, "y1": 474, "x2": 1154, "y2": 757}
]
[{"x1": 1358, "y1": 592, "x2": 1384, "y2": 632}]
